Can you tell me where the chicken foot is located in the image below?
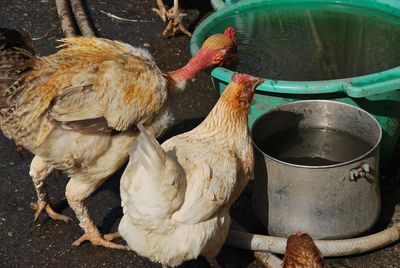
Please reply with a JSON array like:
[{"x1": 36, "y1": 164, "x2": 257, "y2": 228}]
[
  {"x1": 103, "y1": 232, "x2": 121, "y2": 241},
  {"x1": 68, "y1": 199, "x2": 129, "y2": 250},
  {"x1": 66, "y1": 178, "x2": 129, "y2": 250},
  {"x1": 29, "y1": 156, "x2": 72, "y2": 222},
  {"x1": 152, "y1": 0, "x2": 192, "y2": 37}
]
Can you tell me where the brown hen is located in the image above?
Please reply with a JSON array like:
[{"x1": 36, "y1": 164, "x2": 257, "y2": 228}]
[{"x1": 283, "y1": 232, "x2": 325, "y2": 268}]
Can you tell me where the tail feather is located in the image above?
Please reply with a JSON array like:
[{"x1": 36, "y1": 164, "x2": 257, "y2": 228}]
[
  {"x1": 130, "y1": 123, "x2": 166, "y2": 176},
  {"x1": 120, "y1": 123, "x2": 186, "y2": 227},
  {"x1": 0, "y1": 28, "x2": 35, "y2": 109}
]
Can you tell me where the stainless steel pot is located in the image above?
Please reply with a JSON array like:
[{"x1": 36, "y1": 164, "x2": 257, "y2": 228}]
[{"x1": 251, "y1": 100, "x2": 382, "y2": 239}]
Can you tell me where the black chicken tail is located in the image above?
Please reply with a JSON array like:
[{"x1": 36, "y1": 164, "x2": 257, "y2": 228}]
[{"x1": 0, "y1": 28, "x2": 35, "y2": 109}]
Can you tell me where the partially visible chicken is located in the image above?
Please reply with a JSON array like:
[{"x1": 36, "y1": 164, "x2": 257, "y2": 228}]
[
  {"x1": 0, "y1": 27, "x2": 236, "y2": 249},
  {"x1": 118, "y1": 73, "x2": 263, "y2": 267},
  {"x1": 153, "y1": 0, "x2": 191, "y2": 37},
  {"x1": 283, "y1": 232, "x2": 325, "y2": 268}
]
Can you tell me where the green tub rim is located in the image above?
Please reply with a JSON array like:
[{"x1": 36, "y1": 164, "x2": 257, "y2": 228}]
[{"x1": 190, "y1": 0, "x2": 400, "y2": 98}]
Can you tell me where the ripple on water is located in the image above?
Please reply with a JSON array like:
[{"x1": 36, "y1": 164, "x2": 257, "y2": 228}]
[{"x1": 207, "y1": 3, "x2": 400, "y2": 81}]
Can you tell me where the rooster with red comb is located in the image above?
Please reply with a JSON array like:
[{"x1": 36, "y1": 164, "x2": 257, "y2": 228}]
[{"x1": 0, "y1": 26, "x2": 237, "y2": 250}]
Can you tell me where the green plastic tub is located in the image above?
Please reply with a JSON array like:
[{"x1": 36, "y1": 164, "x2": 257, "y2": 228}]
[{"x1": 191, "y1": 0, "x2": 400, "y2": 164}]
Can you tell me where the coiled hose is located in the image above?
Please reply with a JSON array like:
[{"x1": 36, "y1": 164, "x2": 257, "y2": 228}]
[
  {"x1": 230, "y1": 206, "x2": 400, "y2": 268},
  {"x1": 227, "y1": 224, "x2": 400, "y2": 256}
]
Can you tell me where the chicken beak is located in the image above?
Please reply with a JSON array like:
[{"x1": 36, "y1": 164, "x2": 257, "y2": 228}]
[{"x1": 250, "y1": 77, "x2": 264, "y2": 91}]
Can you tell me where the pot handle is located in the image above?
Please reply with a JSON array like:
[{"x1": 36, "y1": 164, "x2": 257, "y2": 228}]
[{"x1": 349, "y1": 163, "x2": 370, "y2": 181}]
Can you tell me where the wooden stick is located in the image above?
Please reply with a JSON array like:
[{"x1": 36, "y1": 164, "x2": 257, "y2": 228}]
[
  {"x1": 55, "y1": 0, "x2": 77, "y2": 37},
  {"x1": 70, "y1": 0, "x2": 95, "y2": 36}
]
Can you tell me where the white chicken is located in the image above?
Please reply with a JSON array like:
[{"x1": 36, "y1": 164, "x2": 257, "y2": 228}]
[{"x1": 117, "y1": 73, "x2": 263, "y2": 267}]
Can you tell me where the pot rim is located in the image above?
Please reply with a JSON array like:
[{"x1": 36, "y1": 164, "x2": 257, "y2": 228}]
[{"x1": 250, "y1": 100, "x2": 383, "y2": 169}]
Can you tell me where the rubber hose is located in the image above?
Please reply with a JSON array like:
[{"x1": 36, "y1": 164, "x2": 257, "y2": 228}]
[
  {"x1": 231, "y1": 220, "x2": 283, "y2": 268},
  {"x1": 226, "y1": 224, "x2": 400, "y2": 256}
]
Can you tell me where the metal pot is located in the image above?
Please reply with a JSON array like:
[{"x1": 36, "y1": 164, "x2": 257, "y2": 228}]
[{"x1": 251, "y1": 100, "x2": 382, "y2": 239}]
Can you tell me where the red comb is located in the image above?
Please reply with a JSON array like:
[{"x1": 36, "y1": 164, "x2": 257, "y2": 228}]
[
  {"x1": 231, "y1": 72, "x2": 252, "y2": 83},
  {"x1": 224, "y1": 27, "x2": 236, "y2": 42},
  {"x1": 296, "y1": 231, "x2": 302, "y2": 236}
]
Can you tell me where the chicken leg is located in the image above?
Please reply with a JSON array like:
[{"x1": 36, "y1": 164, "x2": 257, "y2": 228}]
[
  {"x1": 29, "y1": 156, "x2": 72, "y2": 222},
  {"x1": 66, "y1": 176, "x2": 129, "y2": 250},
  {"x1": 103, "y1": 232, "x2": 121, "y2": 241},
  {"x1": 152, "y1": 0, "x2": 192, "y2": 37}
]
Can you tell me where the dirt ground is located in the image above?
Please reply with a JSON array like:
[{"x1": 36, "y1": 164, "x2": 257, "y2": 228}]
[{"x1": 0, "y1": 0, "x2": 399, "y2": 267}]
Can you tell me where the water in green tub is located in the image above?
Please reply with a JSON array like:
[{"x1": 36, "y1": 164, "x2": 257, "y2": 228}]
[{"x1": 208, "y1": 3, "x2": 400, "y2": 81}]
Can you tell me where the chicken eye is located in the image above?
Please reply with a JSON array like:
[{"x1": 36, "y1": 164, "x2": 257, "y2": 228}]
[{"x1": 243, "y1": 87, "x2": 251, "y2": 93}]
